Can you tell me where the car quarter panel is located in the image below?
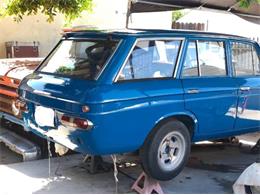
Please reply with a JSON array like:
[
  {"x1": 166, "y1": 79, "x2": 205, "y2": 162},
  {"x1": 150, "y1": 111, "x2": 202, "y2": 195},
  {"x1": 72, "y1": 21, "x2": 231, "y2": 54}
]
[{"x1": 85, "y1": 79, "x2": 185, "y2": 154}]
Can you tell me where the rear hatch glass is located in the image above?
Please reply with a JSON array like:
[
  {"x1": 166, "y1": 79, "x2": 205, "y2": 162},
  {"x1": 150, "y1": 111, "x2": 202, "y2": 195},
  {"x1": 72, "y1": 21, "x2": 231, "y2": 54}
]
[{"x1": 38, "y1": 39, "x2": 120, "y2": 80}]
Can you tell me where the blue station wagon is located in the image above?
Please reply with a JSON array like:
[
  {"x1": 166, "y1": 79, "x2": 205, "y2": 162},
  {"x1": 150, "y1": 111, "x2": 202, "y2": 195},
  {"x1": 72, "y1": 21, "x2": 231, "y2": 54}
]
[{"x1": 18, "y1": 29, "x2": 260, "y2": 180}]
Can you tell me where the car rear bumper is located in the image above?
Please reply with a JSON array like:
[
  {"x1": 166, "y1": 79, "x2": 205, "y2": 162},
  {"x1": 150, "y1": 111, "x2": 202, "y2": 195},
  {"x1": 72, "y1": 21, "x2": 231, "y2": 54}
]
[{"x1": 0, "y1": 112, "x2": 24, "y2": 127}]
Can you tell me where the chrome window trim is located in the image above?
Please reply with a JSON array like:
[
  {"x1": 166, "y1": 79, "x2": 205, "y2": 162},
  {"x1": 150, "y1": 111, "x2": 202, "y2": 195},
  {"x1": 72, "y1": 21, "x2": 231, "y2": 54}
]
[
  {"x1": 113, "y1": 39, "x2": 138, "y2": 82},
  {"x1": 173, "y1": 39, "x2": 185, "y2": 78},
  {"x1": 114, "y1": 37, "x2": 185, "y2": 82}
]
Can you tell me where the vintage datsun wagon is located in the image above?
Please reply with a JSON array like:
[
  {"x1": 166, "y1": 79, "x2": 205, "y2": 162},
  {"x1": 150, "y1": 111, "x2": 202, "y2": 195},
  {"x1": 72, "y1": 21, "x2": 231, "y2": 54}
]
[{"x1": 18, "y1": 29, "x2": 260, "y2": 181}]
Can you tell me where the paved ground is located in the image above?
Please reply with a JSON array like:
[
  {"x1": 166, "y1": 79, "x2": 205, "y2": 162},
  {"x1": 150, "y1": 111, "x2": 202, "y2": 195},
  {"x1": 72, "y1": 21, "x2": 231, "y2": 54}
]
[
  {"x1": 0, "y1": 133, "x2": 259, "y2": 194},
  {"x1": 0, "y1": 143, "x2": 22, "y2": 164}
]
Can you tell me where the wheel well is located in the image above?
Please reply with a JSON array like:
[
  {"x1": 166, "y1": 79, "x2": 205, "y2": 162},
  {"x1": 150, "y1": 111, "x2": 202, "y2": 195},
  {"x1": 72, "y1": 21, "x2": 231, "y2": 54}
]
[{"x1": 156, "y1": 115, "x2": 195, "y2": 139}]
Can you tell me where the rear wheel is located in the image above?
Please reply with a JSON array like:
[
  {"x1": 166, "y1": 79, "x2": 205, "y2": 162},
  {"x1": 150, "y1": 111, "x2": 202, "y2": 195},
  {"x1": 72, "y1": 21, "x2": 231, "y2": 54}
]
[{"x1": 140, "y1": 120, "x2": 191, "y2": 181}]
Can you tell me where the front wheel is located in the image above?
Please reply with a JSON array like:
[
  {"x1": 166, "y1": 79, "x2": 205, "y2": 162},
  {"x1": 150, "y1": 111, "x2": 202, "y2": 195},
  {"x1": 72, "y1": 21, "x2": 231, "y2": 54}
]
[{"x1": 140, "y1": 120, "x2": 191, "y2": 181}]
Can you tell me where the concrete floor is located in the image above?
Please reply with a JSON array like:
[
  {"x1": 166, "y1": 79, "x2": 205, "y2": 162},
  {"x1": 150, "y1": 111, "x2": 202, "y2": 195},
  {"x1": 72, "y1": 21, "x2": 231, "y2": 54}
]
[
  {"x1": 0, "y1": 143, "x2": 22, "y2": 164},
  {"x1": 0, "y1": 133, "x2": 259, "y2": 194}
]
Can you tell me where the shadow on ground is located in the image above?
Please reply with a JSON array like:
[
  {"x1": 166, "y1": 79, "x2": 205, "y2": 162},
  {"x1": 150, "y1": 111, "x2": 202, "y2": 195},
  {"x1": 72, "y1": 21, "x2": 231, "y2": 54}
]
[{"x1": 0, "y1": 133, "x2": 259, "y2": 194}]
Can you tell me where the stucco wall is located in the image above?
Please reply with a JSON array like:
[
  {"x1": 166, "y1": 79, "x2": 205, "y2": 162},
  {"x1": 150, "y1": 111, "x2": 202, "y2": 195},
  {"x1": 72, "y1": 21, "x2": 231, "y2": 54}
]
[
  {"x1": 0, "y1": 0, "x2": 172, "y2": 59},
  {"x1": 0, "y1": 14, "x2": 63, "y2": 58}
]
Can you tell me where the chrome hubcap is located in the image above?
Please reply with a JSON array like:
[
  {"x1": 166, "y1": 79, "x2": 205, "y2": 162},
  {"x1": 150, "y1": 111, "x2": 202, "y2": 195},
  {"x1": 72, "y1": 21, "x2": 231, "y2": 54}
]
[{"x1": 158, "y1": 131, "x2": 186, "y2": 171}]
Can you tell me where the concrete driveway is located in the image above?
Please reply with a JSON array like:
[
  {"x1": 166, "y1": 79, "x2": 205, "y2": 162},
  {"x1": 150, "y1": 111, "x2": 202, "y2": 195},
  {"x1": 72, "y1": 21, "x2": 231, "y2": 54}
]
[{"x1": 0, "y1": 133, "x2": 259, "y2": 194}]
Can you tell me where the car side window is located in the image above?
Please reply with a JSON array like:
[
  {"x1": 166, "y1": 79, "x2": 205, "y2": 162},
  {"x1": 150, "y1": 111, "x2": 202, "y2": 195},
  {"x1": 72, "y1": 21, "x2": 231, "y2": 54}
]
[
  {"x1": 182, "y1": 40, "x2": 227, "y2": 77},
  {"x1": 182, "y1": 41, "x2": 199, "y2": 77},
  {"x1": 231, "y1": 42, "x2": 255, "y2": 76},
  {"x1": 252, "y1": 46, "x2": 260, "y2": 75},
  {"x1": 197, "y1": 41, "x2": 226, "y2": 76},
  {"x1": 117, "y1": 40, "x2": 182, "y2": 81}
]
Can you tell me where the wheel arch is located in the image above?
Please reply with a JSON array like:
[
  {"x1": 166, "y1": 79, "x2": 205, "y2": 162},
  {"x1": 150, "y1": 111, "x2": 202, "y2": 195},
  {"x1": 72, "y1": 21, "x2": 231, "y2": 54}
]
[{"x1": 153, "y1": 112, "x2": 198, "y2": 140}]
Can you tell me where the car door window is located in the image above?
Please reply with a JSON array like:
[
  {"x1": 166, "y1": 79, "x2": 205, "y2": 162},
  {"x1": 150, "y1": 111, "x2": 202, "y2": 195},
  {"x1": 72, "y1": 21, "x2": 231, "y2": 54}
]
[
  {"x1": 117, "y1": 40, "x2": 182, "y2": 81},
  {"x1": 231, "y1": 42, "x2": 255, "y2": 76},
  {"x1": 182, "y1": 41, "x2": 199, "y2": 77},
  {"x1": 197, "y1": 41, "x2": 227, "y2": 76},
  {"x1": 182, "y1": 40, "x2": 227, "y2": 77},
  {"x1": 252, "y1": 46, "x2": 260, "y2": 75}
]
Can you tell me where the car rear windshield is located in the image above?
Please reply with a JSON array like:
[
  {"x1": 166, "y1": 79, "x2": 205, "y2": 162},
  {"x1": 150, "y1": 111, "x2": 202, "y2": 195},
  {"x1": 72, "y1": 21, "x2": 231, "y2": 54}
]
[{"x1": 38, "y1": 39, "x2": 120, "y2": 80}]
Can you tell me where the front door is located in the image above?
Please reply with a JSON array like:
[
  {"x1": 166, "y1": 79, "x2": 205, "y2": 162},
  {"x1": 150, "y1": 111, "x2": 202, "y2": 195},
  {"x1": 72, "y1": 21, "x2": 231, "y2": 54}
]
[{"x1": 181, "y1": 39, "x2": 238, "y2": 138}]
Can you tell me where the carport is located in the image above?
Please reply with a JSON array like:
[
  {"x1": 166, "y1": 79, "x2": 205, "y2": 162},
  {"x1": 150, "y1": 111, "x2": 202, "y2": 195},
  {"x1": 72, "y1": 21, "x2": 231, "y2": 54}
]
[{"x1": 127, "y1": 0, "x2": 260, "y2": 25}]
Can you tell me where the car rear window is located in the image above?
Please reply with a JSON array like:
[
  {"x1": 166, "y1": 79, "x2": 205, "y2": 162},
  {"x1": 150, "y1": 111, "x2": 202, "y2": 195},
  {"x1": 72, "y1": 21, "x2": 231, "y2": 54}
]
[{"x1": 38, "y1": 39, "x2": 119, "y2": 80}]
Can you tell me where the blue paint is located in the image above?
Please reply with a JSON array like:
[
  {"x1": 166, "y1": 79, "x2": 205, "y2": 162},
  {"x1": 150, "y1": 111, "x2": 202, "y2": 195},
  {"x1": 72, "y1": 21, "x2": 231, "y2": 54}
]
[{"x1": 19, "y1": 29, "x2": 260, "y2": 155}]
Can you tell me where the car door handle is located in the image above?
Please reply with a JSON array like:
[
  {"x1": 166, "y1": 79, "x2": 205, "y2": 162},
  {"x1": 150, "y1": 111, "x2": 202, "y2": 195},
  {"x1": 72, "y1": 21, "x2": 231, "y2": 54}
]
[
  {"x1": 187, "y1": 89, "x2": 200, "y2": 94},
  {"x1": 240, "y1": 86, "x2": 251, "y2": 91}
]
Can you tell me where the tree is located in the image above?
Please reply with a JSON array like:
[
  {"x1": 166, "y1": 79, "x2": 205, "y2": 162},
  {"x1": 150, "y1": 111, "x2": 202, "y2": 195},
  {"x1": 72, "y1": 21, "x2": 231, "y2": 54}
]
[
  {"x1": 238, "y1": 0, "x2": 260, "y2": 8},
  {"x1": 172, "y1": 11, "x2": 184, "y2": 22},
  {"x1": 0, "y1": 0, "x2": 92, "y2": 22}
]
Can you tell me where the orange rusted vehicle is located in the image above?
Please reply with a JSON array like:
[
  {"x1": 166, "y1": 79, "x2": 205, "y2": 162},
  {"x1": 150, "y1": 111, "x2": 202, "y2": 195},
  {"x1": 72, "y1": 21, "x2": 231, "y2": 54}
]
[
  {"x1": 0, "y1": 58, "x2": 43, "y2": 161},
  {"x1": 0, "y1": 58, "x2": 42, "y2": 120}
]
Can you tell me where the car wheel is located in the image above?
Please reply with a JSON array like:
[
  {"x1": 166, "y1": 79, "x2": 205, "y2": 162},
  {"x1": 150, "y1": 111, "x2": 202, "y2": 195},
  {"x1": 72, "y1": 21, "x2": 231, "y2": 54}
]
[{"x1": 140, "y1": 119, "x2": 191, "y2": 181}]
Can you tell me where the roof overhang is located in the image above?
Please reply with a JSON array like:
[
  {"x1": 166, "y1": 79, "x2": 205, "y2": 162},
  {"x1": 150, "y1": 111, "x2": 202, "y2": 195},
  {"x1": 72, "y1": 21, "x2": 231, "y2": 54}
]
[{"x1": 129, "y1": 0, "x2": 260, "y2": 24}]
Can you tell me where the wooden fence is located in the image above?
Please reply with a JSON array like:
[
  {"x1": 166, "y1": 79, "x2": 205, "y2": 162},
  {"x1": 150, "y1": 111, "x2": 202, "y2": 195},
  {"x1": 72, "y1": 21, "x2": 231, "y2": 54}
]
[
  {"x1": 172, "y1": 22, "x2": 205, "y2": 31},
  {"x1": 172, "y1": 22, "x2": 260, "y2": 44}
]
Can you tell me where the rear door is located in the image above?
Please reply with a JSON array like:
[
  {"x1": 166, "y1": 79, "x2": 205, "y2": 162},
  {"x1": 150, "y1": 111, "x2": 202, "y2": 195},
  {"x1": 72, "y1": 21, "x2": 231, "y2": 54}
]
[
  {"x1": 181, "y1": 38, "x2": 238, "y2": 138},
  {"x1": 231, "y1": 41, "x2": 260, "y2": 130}
]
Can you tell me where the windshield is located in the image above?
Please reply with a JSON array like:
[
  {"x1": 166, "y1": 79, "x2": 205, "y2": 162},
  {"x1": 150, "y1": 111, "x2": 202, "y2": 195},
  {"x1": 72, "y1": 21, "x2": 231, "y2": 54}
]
[{"x1": 38, "y1": 39, "x2": 119, "y2": 80}]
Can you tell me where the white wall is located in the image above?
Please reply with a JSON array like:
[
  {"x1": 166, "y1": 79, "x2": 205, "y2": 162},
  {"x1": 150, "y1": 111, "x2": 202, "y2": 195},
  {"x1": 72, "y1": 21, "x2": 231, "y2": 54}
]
[
  {"x1": 71, "y1": 0, "x2": 172, "y2": 30},
  {"x1": 178, "y1": 8, "x2": 260, "y2": 38},
  {"x1": 128, "y1": 11, "x2": 172, "y2": 29}
]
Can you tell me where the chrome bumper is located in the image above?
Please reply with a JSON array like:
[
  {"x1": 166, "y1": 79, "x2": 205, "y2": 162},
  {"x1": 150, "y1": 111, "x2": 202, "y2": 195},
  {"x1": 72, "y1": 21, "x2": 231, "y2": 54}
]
[{"x1": 0, "y1": 126, "x2": 41, "y2": 161}]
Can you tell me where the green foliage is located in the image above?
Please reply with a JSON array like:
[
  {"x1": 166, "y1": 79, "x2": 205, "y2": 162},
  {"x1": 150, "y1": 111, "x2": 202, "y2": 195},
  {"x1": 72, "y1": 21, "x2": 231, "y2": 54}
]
[
  {"x1": 172, "y1": 10, "x2": 184, "y2": 22},
  {"x1": 56, "y1": 66, "x2": 73, "y2": 74},
  {"x1": 2, "y1": 0, "x2": 92, "y2": 22},
  {"x1": 238, "y1": 0, "x2": 260, "y2": 8}
]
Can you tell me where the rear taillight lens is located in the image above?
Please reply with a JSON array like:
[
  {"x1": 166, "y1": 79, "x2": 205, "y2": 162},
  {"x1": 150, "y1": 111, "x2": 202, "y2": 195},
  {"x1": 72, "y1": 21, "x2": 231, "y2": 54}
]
[
  {"x1": 59, "y1": 113, "x2": 93, "y2": 130},
  {"x1": 73, "y1": 118, "x2": 89, "y2": 129},
  {"x1": 61, "y1": 115, "x2": 70, "y2": 122}
]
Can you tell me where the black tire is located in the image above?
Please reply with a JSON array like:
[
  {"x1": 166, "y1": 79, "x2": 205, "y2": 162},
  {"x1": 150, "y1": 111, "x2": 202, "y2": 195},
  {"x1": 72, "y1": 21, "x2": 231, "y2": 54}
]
[{"x1": 140, "y1": 119, "x2": 191, "y2": 181}]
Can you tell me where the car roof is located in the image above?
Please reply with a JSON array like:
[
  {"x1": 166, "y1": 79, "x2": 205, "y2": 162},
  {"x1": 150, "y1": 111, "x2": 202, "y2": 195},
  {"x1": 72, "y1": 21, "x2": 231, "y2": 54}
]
[{"x1": 65, "y1": 28, "x2": 255, "y2": 43}]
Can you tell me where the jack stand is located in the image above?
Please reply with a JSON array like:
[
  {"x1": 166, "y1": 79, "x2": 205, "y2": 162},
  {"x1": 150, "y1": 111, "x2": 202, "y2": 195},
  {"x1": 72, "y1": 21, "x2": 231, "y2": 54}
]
[
  {"x1": 132, "y1": 172, "x2": 164, "y2": 194},
  {"x1": 83, "y1": 155, "x2": 112, "y2": 174},
  {"x1": 251, "y1": 139, "x2": 260, "y2": 154}
]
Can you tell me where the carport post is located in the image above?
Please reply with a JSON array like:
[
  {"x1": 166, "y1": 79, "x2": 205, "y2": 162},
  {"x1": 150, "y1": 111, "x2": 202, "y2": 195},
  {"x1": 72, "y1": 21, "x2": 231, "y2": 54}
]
[{"x1": 126, "y1": 0, "x2": 132, "y2": 28}]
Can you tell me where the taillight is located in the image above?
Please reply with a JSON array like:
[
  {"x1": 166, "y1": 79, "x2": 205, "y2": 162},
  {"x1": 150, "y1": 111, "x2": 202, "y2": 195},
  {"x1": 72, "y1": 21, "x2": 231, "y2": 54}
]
[
  {"x1": 59, "y1": 113, "x2": 93, "y2": 130},
  {"x1": 73, "y1": 118, "x2": 89, "y2": 129},
  {"x1": 12, "y1": 99, "x2": 28, "y2": 115},
  {"x1": 61, "y1": 115, "x2": 70, "y2": 122}
]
